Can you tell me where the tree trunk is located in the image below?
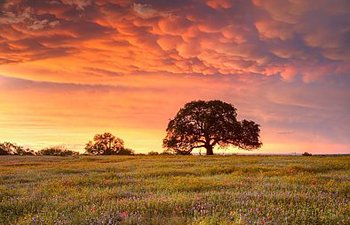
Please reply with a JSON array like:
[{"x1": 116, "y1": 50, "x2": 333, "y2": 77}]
[{"x1": 206, "y1": 145, "x2": 214, "y2": 155}]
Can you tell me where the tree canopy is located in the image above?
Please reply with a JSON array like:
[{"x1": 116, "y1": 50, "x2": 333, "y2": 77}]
[
  {"x1": 38, "y1": 146, "x2": 79, "y2": 156},
  {"x1": 85, "y1": 132, "x2": 133, "y2": 155},
  {"x1": 163, "y1": 100, "x2": 262, "y2": 155},
  {"x1": 0, "y1": 142, "x2": 35, "y2": 155}
]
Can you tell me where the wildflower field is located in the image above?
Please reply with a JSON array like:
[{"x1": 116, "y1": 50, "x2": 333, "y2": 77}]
[{"x1": 0, "y1": 155, "x2": 349, "y2": 225}]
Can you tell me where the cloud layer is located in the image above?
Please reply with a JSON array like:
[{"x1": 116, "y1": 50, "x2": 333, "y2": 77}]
[{"x1": 1, "y1": 0, "x2": 349, "y2": 81}]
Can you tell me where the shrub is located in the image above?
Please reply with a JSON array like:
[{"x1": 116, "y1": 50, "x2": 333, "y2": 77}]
[
  {"x1": 302, "y1": 152, "x2": 313, "y2": 156},
  {"x1": 38, "y1": 146, "x2": 79, "y2": 156},
  {"x1": 148, "y1": 151, "x2": 159, "y2": 155},
  {"x1": 160, "y1": 151, "x2": 173, "y2": 155},
  {"x1": 16, "y1": 147, "x2": 36, "y2": 156},
  {"x1": 117, "y1": 148, "x2": 134, "y2": 155}
]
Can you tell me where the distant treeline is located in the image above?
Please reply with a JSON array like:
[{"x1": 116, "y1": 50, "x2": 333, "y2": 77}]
[
  {"x1": 0, "y1": 144, "x2": 135, "y2": 156},
  {"x1": 0, "y1": 132, "x2": 174, "y2": 156},
  {"x1": 0, "y1": 141, "x2": 174, "y2": 156},
  {"x1": 0, "y1": 132, "x2": 132, "y2": 156},
  {"x1": 0, "y1": 142, "x2": 80, "y2": 156},
  {"x1": 0, "y1": 141, "x2": 316, "y2": 157},
  {"x1": 1, "y1": 129, "x2": 196, "y2": 156}
]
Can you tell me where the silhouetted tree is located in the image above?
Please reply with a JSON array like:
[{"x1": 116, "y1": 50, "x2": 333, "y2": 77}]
[
  {"x1": 38, "y1": 146, "x2": 79, "y2": 156},
  {"x1": 85, "y1": 132, "x2": 126, "y2": 155},
  {"x1": 16, "y1": 147, "x2": 36, "y2": 156},
  {"x1": 0, "y1": 142, "x2": 35, "y2": 155},
  {"x1": 0, "y1": 142, "x2": 16, "y2": 155},
  {"x1": 163, "y1": 100, "x2": 262, "y2": 155},
  {"x1": 302, "y1": 152, "x2": 312, "y2": 156}
]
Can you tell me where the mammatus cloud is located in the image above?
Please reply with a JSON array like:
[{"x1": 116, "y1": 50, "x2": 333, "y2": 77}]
[
  {"x1": 133, "y1": 3, "x2": 158, "y2": 18},
  {"x1": 61, "y1": 0, "x2": 93, "y2": 10},
  {"x1": 0, "y1": 0, "x2": 349, "y2": 81},
  {"x1": 0, "y1": 1, "x2": 60, "y2": 30}
]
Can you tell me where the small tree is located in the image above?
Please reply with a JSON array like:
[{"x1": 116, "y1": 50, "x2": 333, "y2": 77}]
[
  {"x1": 302, "y1": 152, "x2": 312, "y2": 156},
  {"x1": 85, "y1": 132, "x2": 126, "y2": 155},
  {"x1": 163, "y1": 100, "x2": 262, "y2": 155}
]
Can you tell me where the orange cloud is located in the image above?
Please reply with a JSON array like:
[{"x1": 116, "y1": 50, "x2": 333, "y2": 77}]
[{"x1": 205, "y1": 0, "x2": 233, "y2": 10}]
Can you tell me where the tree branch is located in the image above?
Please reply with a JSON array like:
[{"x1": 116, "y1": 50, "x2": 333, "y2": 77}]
[
  {"x1": 190, "y1": 145, "x2": 206, "y2": 150},
  {"x1": 195, "y1": 139, "x2": 206, "y2": 144}
]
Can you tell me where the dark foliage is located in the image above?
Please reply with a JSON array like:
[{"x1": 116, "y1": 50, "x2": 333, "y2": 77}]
[
  {"x1": 148, "y1": 151, "x2": 159, "y2": 155},
  {"x1": 160, "y1": 151, "x2": 173, "y2": 155},
  {"x1": 85, "y1": 132, "x2": 133, "y2": 155},
  {"x1": 38, "y1": 146, "x2": 79, "y2": 156},
  {"x1": 0, "y1": 142, "x2": 35, "y2": 155},
  {"x1": 163, "y1": 100, "x2": 262, "y2": 155},
  {"x1": 302, "y1": 152, "x2": 313, "y2": 156},
  {"x1": 118, "y1": 148, "x2": 134, "y2": 155}
]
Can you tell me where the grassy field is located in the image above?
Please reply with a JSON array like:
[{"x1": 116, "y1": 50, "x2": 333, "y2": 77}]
[{"x1": 0, "y1": 155, "x2": 349, "y2": 225}]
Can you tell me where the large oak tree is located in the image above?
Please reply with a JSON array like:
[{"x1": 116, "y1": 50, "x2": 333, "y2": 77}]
[{"x1": 163, "y1": 100, "x2": 262, "y2": 155}]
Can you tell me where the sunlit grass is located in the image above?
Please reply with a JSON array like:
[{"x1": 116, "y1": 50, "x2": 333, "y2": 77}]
[{"x1": 0, "y1": 155, "x2": 349, "y2": 224}]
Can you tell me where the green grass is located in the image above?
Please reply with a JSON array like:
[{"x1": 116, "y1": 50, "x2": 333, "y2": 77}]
[{"x1": 0, "y1": 155, "x2": 349, "y2": 225}]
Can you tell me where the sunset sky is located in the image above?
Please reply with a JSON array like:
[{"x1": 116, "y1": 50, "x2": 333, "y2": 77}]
[{"x1": 0, "y1": 0, "x2": 349, "y2": 154}]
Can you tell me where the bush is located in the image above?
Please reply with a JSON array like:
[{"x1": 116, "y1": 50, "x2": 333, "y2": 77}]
[
  {"x1": 16, "y1": 147, "x2": 36, "y2": 156},
  {"x1": 160, "y1": 151, "x2": 173, "y2": 155},
  {"x1": 148, "y1": 151, "x2": 159, "y2": 155},
  {"x1": 117, "y1": 148, "x2": 134, "y2": 155},
  {"x1": 38, "y1": 146, "x2": 79, "y2": 156},
  {"x1": 302, "y1": 152, "x2": 313, "y2": 156}
]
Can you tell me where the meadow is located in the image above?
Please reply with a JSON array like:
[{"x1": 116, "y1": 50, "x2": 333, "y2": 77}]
[{"x1": 0, "y1": 155, "x2": 349, "y2": 225}]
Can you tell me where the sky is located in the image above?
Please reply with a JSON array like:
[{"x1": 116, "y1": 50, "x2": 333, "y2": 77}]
[{"x1": 0, "y1": 0, "x2": 349, "y2": 154}]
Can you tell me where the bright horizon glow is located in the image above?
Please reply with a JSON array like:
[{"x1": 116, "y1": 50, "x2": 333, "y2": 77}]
[{"x1": 0, "y1": 0, "x2": 349, "y2": 154}]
